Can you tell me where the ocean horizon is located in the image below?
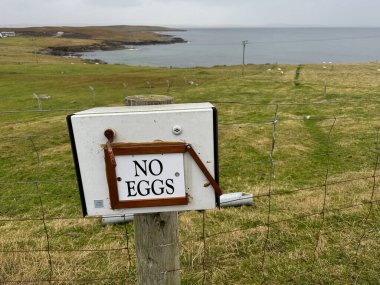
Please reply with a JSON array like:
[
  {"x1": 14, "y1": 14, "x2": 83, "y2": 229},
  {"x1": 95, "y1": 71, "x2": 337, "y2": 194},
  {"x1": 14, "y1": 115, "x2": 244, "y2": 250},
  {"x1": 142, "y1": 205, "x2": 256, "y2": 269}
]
[{"x1": 80, "y1": 27, "x2": 380, "y2": 67}]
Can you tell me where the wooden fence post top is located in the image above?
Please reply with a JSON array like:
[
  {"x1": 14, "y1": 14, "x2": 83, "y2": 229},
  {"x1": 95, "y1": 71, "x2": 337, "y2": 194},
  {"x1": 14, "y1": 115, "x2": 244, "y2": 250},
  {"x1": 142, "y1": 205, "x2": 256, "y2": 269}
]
[{"x1": 125, "y1": 95, "x2": 174, "y2": 106}]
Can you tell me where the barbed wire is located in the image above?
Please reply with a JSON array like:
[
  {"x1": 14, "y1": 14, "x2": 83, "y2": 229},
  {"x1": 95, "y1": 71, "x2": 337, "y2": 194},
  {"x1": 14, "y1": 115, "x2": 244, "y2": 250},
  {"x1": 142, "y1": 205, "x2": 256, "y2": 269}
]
[
  {"x1": 310, "y1": 117, "x2": 336, "y2": 276},
  {"x1": 122, "y1": 215, "x2": 133, "y2": 274},
  {"x1": 204, "y1": 199, "x2": 380, "y2": 240},
  {"x1": 0, "y1": 276, "x2": 130, "y2": 284},
  {"x1": 0, "y1": 108, "x2": 83, "y2": 115},
  {"x1": 1, "y1": 102, "x2": 380, "y2": 283},
  {"x1": 1, "y1": 96, "x2": 380, "y2": 116},
  {"x1": 0, "y1": 180, "x2": 76, "y2": 186},
  {"x1": 1, "y1": 198, "x2": 378, "y2": 252},
  {"x1": 352, "y1": 128, "x2": 380, "y2": 284},
  {"x1": 0, "y1": 171, "x2": 376, "y2": 223},
  {"x1": 201, "y1": 211, "x2": 207, "y2": 285},
  {"x1": 0, "y1": 134, "x2": 69, "y2": 140},
  {"x1": 260, "y1": 104, "x2": 279, "y2": 283},
  {"x1": 39, "y1": 198, "x2": 53, "y2": 285},
  {"x1": 0, "y1": 247, "x2": 128, "y2": 254},
  {"x1": 0, "y1": 181, "x2": 378, "y2": 282},
  {"x1": 212, "y1": 98, "x2": 380, "y2": 106}
]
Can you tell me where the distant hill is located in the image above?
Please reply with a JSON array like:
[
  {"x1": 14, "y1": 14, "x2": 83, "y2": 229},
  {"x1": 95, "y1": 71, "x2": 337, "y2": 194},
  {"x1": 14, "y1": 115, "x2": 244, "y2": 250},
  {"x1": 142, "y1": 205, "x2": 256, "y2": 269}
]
[
  {"x1": 0, "y1": 25, "x2": 185, "y2": 43},
  {"x1": 0, "y1": 25, "x2": 186, "y2": 57}
]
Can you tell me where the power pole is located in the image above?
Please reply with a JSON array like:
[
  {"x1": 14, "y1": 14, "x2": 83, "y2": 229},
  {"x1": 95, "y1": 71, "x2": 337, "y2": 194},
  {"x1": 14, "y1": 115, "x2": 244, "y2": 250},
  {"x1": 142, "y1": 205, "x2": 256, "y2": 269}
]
[{"x1": 242, "y1": 40, "x2": 248, "y2": 76}]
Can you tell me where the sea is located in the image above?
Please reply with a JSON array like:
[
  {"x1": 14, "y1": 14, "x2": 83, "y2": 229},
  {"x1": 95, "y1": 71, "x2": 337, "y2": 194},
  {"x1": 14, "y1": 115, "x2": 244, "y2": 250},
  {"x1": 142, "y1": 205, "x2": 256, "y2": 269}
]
[{"x1": 80, "y1": 27, "x2": 380, "y2": 67}]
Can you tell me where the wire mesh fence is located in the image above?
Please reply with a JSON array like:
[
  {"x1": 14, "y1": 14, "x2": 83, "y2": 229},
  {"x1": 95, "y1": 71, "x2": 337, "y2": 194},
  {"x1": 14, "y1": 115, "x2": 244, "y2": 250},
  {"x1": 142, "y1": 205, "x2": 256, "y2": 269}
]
[{"x1": 0, "y1": 97, "x2": 379, "y2": 284}]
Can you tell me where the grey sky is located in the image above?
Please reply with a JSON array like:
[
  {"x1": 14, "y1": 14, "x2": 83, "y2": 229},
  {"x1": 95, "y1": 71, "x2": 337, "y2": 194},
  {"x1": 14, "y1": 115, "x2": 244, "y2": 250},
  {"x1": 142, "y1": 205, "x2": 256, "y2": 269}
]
[{"x1": 1, "y1": 0, "x2": 379, "y2": 27}]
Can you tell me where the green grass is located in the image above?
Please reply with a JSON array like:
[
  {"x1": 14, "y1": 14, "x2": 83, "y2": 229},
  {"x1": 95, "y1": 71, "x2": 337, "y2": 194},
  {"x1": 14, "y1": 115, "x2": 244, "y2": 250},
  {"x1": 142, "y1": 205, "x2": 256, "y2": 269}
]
[{"x1": 1, "y1": 36, "x2": 380, "y2": 284}]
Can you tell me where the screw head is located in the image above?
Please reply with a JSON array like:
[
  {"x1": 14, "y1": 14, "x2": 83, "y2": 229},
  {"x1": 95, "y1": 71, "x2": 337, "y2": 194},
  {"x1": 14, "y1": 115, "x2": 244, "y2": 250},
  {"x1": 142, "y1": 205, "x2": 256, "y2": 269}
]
[{"x1": 172, "y1": 125, "x2": 182, "y2": 135}]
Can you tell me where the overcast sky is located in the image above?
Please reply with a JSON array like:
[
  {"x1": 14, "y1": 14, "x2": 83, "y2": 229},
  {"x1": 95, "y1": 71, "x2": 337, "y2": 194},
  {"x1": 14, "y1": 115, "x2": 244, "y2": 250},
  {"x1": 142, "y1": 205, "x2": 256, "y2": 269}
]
[{"x1": 1, "y1": 0, "x2": 380, "y2": 28}]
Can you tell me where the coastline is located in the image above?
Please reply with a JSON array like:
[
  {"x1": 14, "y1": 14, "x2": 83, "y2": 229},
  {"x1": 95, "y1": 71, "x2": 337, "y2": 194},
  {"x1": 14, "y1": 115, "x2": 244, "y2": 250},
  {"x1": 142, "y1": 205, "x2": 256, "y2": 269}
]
[
  {"x1": 0, "y1": 25, "x2": 187, "y2": 62},
  {"x1": 39, "y1": 34, "x2": 186, "y2": 58},
  {"x1": 75, "y1": 27, "x2": 380, "y2": 67}
]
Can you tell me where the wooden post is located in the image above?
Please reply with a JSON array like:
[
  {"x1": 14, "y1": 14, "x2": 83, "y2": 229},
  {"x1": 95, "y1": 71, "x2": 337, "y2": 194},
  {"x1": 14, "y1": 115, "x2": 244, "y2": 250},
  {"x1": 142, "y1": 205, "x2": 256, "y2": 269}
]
[
  {"x1": 125, "y1": 95, "x2": 180, "y2": 285},
  {"x1": 125, "y1": 95, "x2": 173, "y2": 106}
]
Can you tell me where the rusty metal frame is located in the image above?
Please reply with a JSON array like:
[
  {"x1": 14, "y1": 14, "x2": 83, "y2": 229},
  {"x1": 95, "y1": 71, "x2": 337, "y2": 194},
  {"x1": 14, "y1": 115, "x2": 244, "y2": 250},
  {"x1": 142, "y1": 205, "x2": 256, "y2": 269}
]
[{"x1": 104, "y1": 141, "x2": 222, "y2": 209}]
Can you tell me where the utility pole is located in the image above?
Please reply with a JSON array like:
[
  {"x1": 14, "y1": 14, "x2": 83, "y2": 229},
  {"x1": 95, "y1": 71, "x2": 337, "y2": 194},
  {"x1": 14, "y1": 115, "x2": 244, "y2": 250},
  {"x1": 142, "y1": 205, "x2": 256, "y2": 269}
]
[{"x1": 242, "y1": 40, "x2": 248, "y2": 76}]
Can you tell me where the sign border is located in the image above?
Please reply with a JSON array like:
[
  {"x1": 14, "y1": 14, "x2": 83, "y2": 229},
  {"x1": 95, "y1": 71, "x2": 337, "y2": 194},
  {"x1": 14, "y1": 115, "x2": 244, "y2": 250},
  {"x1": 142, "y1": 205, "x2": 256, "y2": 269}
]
[{"x1": 105, "y1": 142, "x2": 189, "y2": 209}]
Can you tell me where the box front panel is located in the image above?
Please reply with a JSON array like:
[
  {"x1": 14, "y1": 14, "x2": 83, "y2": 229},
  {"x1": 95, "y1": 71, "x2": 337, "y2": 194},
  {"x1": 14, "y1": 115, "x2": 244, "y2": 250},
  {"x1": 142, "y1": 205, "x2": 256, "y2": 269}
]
[{"x1": 70, "y1": 108, "x2": 216, "y2": 215}]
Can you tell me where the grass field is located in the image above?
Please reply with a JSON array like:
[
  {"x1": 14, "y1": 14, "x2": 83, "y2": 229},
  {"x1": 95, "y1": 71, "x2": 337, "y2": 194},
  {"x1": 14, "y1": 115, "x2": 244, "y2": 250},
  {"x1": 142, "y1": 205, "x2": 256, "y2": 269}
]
[{"x1": 0, "y1": 36, "x2": 380, "y2": 284}]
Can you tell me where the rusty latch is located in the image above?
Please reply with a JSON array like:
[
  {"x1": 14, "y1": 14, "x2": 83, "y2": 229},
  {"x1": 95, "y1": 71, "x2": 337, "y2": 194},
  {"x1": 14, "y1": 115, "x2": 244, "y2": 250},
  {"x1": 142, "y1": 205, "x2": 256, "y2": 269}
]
[
  {"x1": 104, "y1": 129, "x2": 116, "y2": 167},
  {"x1": 186, "y1": 144, "x2": 222, "y2": 197}
]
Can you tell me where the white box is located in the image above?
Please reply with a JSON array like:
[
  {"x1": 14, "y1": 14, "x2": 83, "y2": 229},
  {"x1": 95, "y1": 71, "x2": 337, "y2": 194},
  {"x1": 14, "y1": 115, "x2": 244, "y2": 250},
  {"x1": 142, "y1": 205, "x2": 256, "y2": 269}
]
[{"x1": 67, "y1": 103, "x2": 219, "y2": 216}]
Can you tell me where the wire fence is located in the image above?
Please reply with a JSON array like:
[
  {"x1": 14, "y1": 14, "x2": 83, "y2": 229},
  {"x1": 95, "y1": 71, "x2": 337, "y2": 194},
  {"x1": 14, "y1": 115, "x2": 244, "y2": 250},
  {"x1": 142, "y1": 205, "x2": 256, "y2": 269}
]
[{"x1": 0, "y1": 99, "x2": 379, "y2": 284}]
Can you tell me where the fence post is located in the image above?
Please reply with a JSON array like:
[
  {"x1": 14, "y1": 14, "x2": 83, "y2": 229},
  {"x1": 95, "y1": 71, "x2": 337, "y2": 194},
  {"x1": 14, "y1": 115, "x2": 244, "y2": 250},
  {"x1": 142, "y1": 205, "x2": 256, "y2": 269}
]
[{"x1": 125, "y1": 94, "x2": 180, "y2": 285}]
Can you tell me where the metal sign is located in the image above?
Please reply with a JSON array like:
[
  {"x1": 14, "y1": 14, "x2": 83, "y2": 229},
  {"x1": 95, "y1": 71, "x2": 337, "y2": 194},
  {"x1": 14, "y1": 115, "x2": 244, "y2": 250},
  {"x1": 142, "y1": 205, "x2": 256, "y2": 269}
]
[
  {"x1": 116, "y1": 153, "x2": 186, "y2": 203},
  {"x1": 105, "y1": 142, "x2": 189, "y2": 209}
]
